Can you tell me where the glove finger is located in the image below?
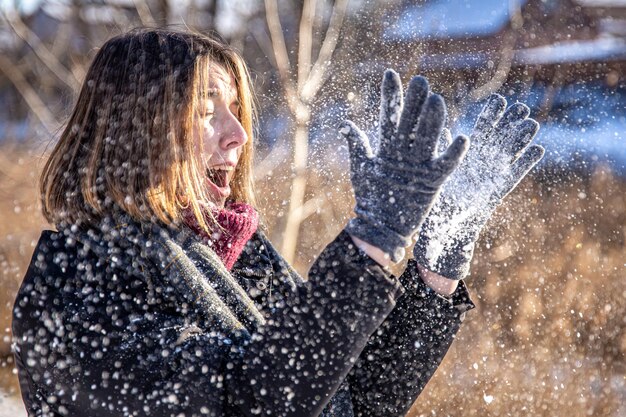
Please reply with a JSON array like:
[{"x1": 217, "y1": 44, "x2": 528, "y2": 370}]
[
  {"x1": 412, "y1": 94, "x2": 447, "y2": 160},
  {"x1": 497, "y1": 144, "x2": 545, "y2": 199},
  {"x1": 397, "y1": 75, "x2": 429, "y2": 139},
  {"x1": 491, "y1": 102, "x2": 531, "y2": 145},
  {"x1": 473, "y1": 93, "x2": 507, "y2": 139},
  {"x1": 379, "y1": 69, "x2": 403, "y2": 158},
  {"x1": 340, "y1": 120, "x2": 373, "y2": 168},
  {"x1": 503, "y1": 118, "x2": 540, "y2": 160},
  {"x1": 437, "y1": 128, "x2": 453, "y2": 155},
  {"x1": 435, "y1": 134, "x2": 470, "y2": 177}
]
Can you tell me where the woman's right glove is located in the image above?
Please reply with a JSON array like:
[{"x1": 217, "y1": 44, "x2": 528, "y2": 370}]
[
  {"x1": 340, "y1": 69, "x2": 469, "y2": 262},
  {"x1": 413, "y1": 94, "x2": 545, "y2": 280}
]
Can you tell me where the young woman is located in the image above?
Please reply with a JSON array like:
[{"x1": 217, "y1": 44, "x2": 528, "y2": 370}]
[{"x1": 12, "y1": 28, "x2": 542, "y2": 417}]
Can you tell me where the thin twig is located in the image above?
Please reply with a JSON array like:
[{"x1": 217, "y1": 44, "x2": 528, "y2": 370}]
[
  {"x1": 0, "y1": 55, "x2": 58, "y2": 135},
  {"x1": 469, "y1": 37, "x2": 515, "y2": 101},
  {"x1": 469, "y1": 0, "x2": 523, "y2": 100},
  {"x1": 290, "y1": 194, "x2": 326, "y2": 222},
  {"x1": 300, "y1": 0, "x2": 349, "y2": 102},
  {"x1": 253, "y1": 141, "x2": 291, "y2": 180},
  {"x1": 297, "y1": 0, "x2": 316, "y2": 94},
  {"x1": 1, "y1": 9, "x2": 81, "y2": 92},
  {"x1": 250, "y1": 23, "x2": 278, "y2": 68},
  {"x1": 264, "y1": 0, "x2": 299, "y2": 114},
  {"x1": 133, "y1": 0, "x2": 156, "y2": 27}
]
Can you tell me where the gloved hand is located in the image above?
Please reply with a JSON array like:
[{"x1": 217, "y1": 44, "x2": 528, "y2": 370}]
[
  {"x1": 413, "y1": 94, "x2": 545, "y2": 280},
  {"x1": 341, "y1": 69, "x2": 469, "y2": 262}
]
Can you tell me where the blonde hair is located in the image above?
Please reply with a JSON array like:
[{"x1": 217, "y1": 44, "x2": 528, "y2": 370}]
[{"x1": 40, "y1": 28, "x2": 256, "y2": 231}]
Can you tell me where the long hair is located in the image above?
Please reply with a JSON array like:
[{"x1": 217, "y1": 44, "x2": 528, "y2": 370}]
[{"x1": 40, "y1": 28, "x2": 256, "y2": 231}]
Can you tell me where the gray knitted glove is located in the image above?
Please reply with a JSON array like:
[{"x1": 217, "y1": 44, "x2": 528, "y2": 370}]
[
  {"x1": 341, "y1": 70, "x2": 469, "y2": 262},
  {"x1": 413, "y1": 94, "x2": 545, "y2": 280}
]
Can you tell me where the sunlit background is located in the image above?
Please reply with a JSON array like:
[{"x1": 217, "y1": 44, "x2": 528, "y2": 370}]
[{"x1": 1, "y1": 0, "x2": 625, "y2": 415}]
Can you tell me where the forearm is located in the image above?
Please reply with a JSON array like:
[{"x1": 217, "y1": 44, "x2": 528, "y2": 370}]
[
  {"x1": 349, "y1": 234, "x2": 393, "y2": 268},
  {"x1": 237, "y1": 231, "x2": 404, "y2": 417},
  {"x1": 347, "y1": 260, "x2": 474, "y2": 417},
  {"x1": 416, "y1": 262, "x2": 459, "y2": 295}
]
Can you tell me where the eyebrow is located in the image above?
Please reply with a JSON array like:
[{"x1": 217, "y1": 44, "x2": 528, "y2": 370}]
[
  {"x1": 207, "y1": 87, "x2": 221, "y2": 97},
  {"x1": 207, "y1": 87, "x2": 239, "y2": 105}
]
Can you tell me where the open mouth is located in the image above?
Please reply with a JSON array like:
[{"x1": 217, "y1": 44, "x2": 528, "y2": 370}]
[
  {"x1": 207, "y1": 168, "x2": 229, "y2": 188},
  {"x1": 206, "y1": 166, "x2": 233, "y2": 199}
]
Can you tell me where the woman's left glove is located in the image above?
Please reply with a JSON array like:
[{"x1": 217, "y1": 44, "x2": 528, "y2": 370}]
[
  {"x1": 341, "y1": 69, "x2": 469, "y2": 262},
  {"x1": 413, "y1": 94, "x2": 545, "y2": 280}
]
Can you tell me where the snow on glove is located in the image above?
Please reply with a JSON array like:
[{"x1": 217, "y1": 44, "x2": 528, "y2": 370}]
[
  {"x1": 413, "y1": 94, "x2": 545, "y2": 280},
  {"x1": 341, "y1": 69, "x2": 469, "y2": 262}
]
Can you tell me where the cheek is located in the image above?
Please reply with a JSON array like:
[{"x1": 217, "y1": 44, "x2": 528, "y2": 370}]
[{"x1": 199, "y1": 122, "x2": 218, "y2": 153}]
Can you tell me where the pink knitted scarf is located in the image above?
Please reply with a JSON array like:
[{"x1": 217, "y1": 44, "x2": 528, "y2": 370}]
[{"x1": 183, "y1": 202, "x2": 259, "y2": 270}]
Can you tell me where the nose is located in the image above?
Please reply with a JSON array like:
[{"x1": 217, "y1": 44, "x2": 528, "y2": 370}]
[{"x1": 220, "y1": 113, "x2": 248, "y2": 151}]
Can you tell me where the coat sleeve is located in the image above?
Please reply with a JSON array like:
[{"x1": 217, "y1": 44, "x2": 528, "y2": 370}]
[
  {"x1": 346, "y1": 259, "x2": 475, "y2": 417},
  {"x1": 100, "y1": 230, "x2": 403, "y2": 417},
  {"x1": 225, "y1": 230, "x2": 405, "y2": 417}
]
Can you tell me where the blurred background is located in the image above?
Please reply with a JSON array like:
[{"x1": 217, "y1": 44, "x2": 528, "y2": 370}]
[{"x1": 0, "y1": 0, "x2": 625, "y2": 415}]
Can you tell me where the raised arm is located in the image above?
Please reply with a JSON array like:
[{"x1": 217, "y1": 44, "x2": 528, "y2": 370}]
[
  {"x1": 346, "y1": 94, "x2": 544, "y2": 417},
  {"x1": 346, "y1": 259, "x2": 474, "y2": 417},
  {"x1": 228, "y1": 230, "x2": 403, "y2": 417}
]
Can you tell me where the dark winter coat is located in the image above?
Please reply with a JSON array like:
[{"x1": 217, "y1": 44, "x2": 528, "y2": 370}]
[{"x1": 12, "y1": 216, "x2": 473, "y2": 417}]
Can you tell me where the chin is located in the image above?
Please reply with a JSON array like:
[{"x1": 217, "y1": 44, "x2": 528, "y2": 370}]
[
  {"x1": 215, "y1": 198, "x2": 227, "y2": 209},
  {"x1": 206, "y1": 194, "x2": 226, "y2": 209}
]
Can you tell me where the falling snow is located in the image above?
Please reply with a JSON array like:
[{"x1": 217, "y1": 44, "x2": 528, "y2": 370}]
[{"x1": 1, "y1": 1, "x2": 625, "y2": 417}]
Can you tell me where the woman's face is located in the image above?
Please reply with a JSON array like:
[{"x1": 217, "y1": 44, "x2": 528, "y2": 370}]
[{"x1": 194, "y1": 64, "x2": 248, "y2": 208}]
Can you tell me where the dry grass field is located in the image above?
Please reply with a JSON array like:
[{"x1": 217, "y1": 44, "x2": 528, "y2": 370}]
[{"x1": 1, "y1": 142, "x2": 624, "y2": 416}]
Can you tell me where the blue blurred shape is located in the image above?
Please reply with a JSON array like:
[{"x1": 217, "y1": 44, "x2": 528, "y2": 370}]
[
  {"x1": 455, "y1": 82, "x2": 626, "y2": 174},
  {"x1": 385, "y1": 0, "x2": 527, "y2": 41}
]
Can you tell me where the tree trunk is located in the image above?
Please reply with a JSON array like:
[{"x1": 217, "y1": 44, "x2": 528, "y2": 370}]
[{"x1": 280, "y1": 114, "x2": 310, "y2": 264}]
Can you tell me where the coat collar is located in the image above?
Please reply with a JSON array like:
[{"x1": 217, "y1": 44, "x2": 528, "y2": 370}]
[
  {"x1": 231, "y1": 231, "x2": 274, "y2": 280},
  {"x1": 67, "y1": 215, "x2": 266, "y2": 339},
  {"x1": 232, "y1": 230, "x2": 303, "y2": 286}
]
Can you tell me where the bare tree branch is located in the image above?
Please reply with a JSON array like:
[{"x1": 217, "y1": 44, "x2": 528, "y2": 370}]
[
  {"x1": 469, "y1": 36, "x2": 515, "y2": 101},
  {"x1": 264, "y1": 0, "x2": 299, "y2": 114},
  {"x1": 156, "y1": 0, "x2": 169, "y2": 25},
  {"x1": 262, "y1": 0, "x2": 350, "y2": 262},
  {"x1": 206, "y1": 0, "x2": 218, "y2": 29},
  {"x1": 297, "y1": 0, "x2": 316, "y2": 94},
  {"x1": 68, "y1": 0, "x2": 88, "y2": 83},
  {"x1": 300, "y1": 0, "x2": 349, "y2": 102},
  {"x1": 49, "y1": 22, "x2": 72, "y2": 60},
  {"x1": 254, "y1": 139, "x2": 291, "y2": 179},
  {"x1": 290, "y1": 193, "x2": 326, "y2": 223},
  {"x1": 133, "y1": 0, "x2": 156, "y2": 26},
  {"x1": 469, "y1": 0, "x2": 523, "y2": 100},
  {"x1": 1, "y1": 9, "x2": 82, "y2": 92},
  {"x1": 0, "y1": 55, "x2": 58, "y2": 135},
  {"x1": 250, "y1": 23, "x2": 278, "y2": 68}
]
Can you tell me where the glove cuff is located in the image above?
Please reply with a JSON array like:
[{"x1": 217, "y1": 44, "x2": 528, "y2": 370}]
[
  {"x1": 412, "y1": 240, "x2": 473, "y2": 281},
  {"x1": 345, "y1": 216, "x2": 411, "y2": 263},
  {"x1": 401, "y1": 259, "x2": 476, "y2": 316}
]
